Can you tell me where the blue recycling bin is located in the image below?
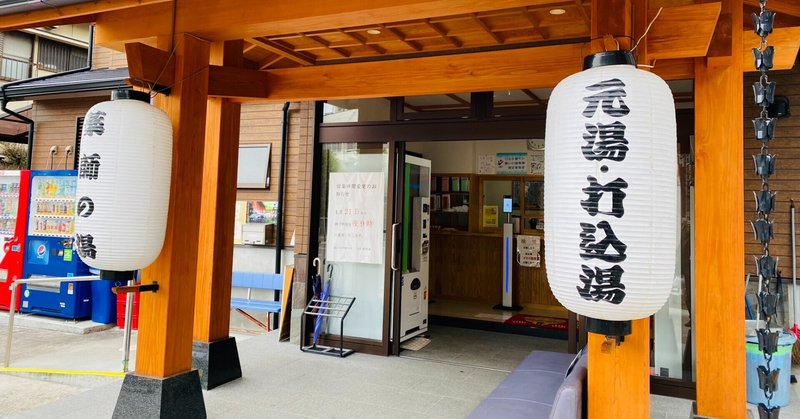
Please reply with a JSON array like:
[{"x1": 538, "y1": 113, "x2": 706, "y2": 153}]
[
  {"x1": 90, "y1": 280, "x2": 116, "y2": 324},
  {"x1": 746, "y1": 332, "x2": 796, "y2": 407}
]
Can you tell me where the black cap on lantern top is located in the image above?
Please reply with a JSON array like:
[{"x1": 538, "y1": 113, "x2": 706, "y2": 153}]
[
  {"x1": 100, "y1": 270, "x2": 136, "y2": 282},
  {"x1": 111, "y1": 89, "x2": 151, "y2": 103},
  {"x1": 583, "y1": 50, "x2": 636, "y2": 70}
]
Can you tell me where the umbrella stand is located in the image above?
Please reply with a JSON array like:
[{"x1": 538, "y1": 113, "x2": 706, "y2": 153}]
[
  {"x1": 790, "y1": 200, "x2": 800, "y2": 368},
  {"x1": 301, "y1": 294, "x2": 357, "y2": 358}
]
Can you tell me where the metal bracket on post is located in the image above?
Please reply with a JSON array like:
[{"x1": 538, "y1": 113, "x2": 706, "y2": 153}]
[{"x1": 112, "y1": 282, "x2": 159, "y2": 294}]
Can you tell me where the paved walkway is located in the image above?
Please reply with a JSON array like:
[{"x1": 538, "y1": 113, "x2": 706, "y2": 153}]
[{"x1": 2, "y1": 323, "x2": 796, "y2": 418}]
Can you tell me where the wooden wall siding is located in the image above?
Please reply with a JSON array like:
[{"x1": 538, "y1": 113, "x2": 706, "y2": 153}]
[
  {"x1": 429, "y1": 232, "x2": 559, "y2": 307},
  {"x1": 31, "y1": 96, "x2": 315, "y2": 252},
  {"x1": 237, "y1": 101, "x2": 314, "y2": 247},
  {"x1": 30, "y1": 96, "x2": 102, "y2": 170},
  {"x1": 743, "y1": 64, "x2": 800, "y2": 278},
  {"x1": 92, "y1": 44, "x2": 128, "y2": 68}
]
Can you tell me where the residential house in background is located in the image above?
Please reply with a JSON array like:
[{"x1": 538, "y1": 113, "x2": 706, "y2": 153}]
[{"x1": 0, "y1": 24, "x2": 90, "y2": 152}]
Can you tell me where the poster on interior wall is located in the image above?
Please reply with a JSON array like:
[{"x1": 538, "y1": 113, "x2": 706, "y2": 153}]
[
  {"x1": 326, "y1": 172, "x2": 385, "y2": 264},
  {"x1": 478, "y1": 155, "x2": 496, "y2": 174},
  {"x1": 529, "y1": 152, "x2": 544, "y2": 175},
  {"x1": 527, "y1": 139, "x2": 545, "y2": 151},
  {"x1": 496, "y1": 152, "x2": 528, "y2": 174},
  {"x1": 233, "y1": 201, "x2": 247, "y2": 245},
  {"x1": 247, "y1": 201, "x2": 278, "y2": 224},
  {"x1": 483, "y1": 205, "x2": 499, "y2": 227}
]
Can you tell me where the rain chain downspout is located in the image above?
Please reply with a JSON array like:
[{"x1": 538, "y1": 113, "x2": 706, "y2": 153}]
[
  {"x1": 751, "y1": 1, "x2": 780, "y2": 417},
  {"x1": 274, "y1": 102, "x2": 290, "y2": 275}
]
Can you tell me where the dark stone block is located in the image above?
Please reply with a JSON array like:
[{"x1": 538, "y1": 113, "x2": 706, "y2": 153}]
[
  {"x1": 113, "y1": 370, "x2": 206, "y2": 419},
  {"x1": 192, "y1": 337, "x2": 242, "y2": 390}
]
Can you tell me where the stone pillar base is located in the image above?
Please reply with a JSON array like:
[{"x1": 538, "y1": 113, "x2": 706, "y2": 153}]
[
  {"x1": 113, "y1": 370, "x2": 206, "y2": 419},
  {"x1": 192, "y1": 337, "x2": 242, "y2": 390}
]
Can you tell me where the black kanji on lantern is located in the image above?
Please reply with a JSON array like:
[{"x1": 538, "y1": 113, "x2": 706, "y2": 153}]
[
  {"x1": 581, "y1": 176, "x2": 628, "y2": 218},
  {"x1": 77, "y1": 196, "x2": 94, "y2": 218},
  {"x1": 83, "y1": 110, "x2": 106, "y2": 137},
  {"x1": 582, "y1": 122, "x2": 629, "y2": 161},
  {"x1": 579, "y1": 221, "x2": 627, "y2": 263},
  {"x1": 577, "y1": 264, "x2": 627, "y2": 304},
  {"x1": 78, "y1": 153, "x2": 101, "y2": 180},
  {"x1": 76, "y1": 233, "x2": 97, "y2": 259},
  {"x1": 582, "y1": 79, "x2": 630, "y2": 118}
]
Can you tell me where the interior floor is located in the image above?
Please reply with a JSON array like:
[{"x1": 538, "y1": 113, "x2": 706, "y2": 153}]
[
  {"x1": 428, "y1": 298, "x2": 567, "y2": 323},
  {"x1": 400, "y1": 324, "x2": 568, "y2": 371},
  {"x1": 426, "y1": 298, "x2": 570, "y2": 340}
]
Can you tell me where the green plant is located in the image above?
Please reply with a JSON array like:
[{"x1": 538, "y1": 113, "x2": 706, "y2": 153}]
[{"x1": 0, "y1": 142, "x2": 27, "y2": 169}]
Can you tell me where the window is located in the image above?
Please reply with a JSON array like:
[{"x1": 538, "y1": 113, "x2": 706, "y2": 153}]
[
  {"x1": 37, "y1": 38, "x2": 87, "y2": 73},
  {"x1": 237, "y1": 144, "x2": 271, "y2": 189},
  {"x1": 73, "y1": 116, "x2": 84, "y2": 170},
  {"x1": 0, "y1": 31, "x2": 33, "y2": 80}
]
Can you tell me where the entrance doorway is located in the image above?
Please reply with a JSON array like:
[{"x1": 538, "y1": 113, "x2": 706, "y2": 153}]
[{"x1": 312, "y1": 91, "x2": 697, "y2": 398}]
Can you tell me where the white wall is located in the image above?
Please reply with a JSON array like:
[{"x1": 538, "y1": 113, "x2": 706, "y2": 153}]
[{"x1": 408, "y1": 139, "x2": 531, "y2": 173}]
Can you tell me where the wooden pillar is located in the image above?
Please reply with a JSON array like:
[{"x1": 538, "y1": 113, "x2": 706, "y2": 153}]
[
  {"x1": 190, "y1": 40, "x2": 244, "y2": 390},
  {"x1": 694, "y1": 0, "x2": 745, "y2": 417},
  {"x1": 113, "y1": 33, "x2": 210, "y2": 418},
  {"x1": 587, "y1": 1, "x2": 649, "y2": 418},
  {"x1": 136, "y1": 33, "x2": 210, "y2": 378}
]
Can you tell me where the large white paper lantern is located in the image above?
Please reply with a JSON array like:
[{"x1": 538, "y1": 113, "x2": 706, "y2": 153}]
[
  {"x1": 544, "y1": 51, "x2": 677, "y2": 325},
  {"x1": 74, "y1": 90, "x2": 172, "y2": 276}
]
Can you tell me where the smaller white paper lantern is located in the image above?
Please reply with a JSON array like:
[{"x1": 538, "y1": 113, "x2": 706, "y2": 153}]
[
  {"x1": 74, "y1": 90, "x2": 172, "y2": 277},
  {"x1": 544, "y1": 51, "x2": 677, "y2": 332}
]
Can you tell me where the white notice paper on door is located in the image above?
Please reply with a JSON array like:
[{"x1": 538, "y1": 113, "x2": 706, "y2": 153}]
[{"x1": 326, "y1": 172, "x2": 385, "y2": 264}]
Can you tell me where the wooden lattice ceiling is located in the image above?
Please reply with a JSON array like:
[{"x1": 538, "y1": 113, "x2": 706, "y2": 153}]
[{"x1": 243, "y1": 1, "x2": 592, "y2": 70}]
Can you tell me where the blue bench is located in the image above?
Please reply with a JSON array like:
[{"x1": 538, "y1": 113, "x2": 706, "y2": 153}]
[
  {"x1": 230, "y1": 271, "x2": 284, "y2": 331},
  {"x1": 468, "y1": 350, "x2": 587, "y2": 419}
]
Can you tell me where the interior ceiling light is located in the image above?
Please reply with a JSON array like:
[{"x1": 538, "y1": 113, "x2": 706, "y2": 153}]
[
  {"x1": 366, "y1": 29, "x2": 381, "y2": 35},
  {"x1": 549, "y1": 8, "x2": 566, "y2": 15}
]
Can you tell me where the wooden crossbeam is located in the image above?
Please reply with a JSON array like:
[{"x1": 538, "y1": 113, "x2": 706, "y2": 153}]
[
  {"x1": 246, "y1": 37, "x2": 316, "y2": 66},
  {"x1": 261, "y1": 43, "x2": 584, "y2": 101},
  {"x1": 299, "y1": 33, "x2": 350, "y2": 58},
  {"x1": 744, "y1": 0, "x2": 800, "y2": 18},
  {"x1": 646, "y1": 3, "x2": 722, "y2": 60},
  {"x1": 125, "y1": 42, "x2": 174, "y2": 88},
  {"x1": 125, "y1": 42, "x2": 269, "y2": 99},
  {"x1": 208, "y1": 66, "x2": 269, "y2": 98},
  {"x1": 339, "y1": 30, "x2": 387, "y2": 54},
  {"x1": 471, "y1": 13, "x2": 504, "y2": 44},
  {"x1": 519, "y1": 7, "x2": 548, "y2": 39},
  {"x1": 521, "y1": 89, "x2": 545, "y2": 105},
  {"x1": 92, "y1": 0, "x2": 555, "y2": 46},
  {"x1": 259, "y1": 54, "x2": 284, "y2": 70},
  {"x1": 573, "y1": 0, "x2": 592, "y2": 27},
  {"x1": 381, "y1": 24, "x2": 422, "y2": 51},
  {"x1": 0, "y1": 0, "x2": 169, "y2": 31},
  {"x1": 424, "y1": 19, "x2": 461, "y2": 47},
  {"x1": 446, "y1": 94, "x2": 470, "y2": 105},
  {"x1": 243, "y1": 42, "x2": 259, "y2": 54}
]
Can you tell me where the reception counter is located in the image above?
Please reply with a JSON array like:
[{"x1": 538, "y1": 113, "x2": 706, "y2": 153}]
[{"x1": 428, "y1": 229, "x2": 561, "y2": 309}]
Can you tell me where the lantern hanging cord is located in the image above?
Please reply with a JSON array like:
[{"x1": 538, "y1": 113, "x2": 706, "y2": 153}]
[
  {"x1": 145, "y1": 37, "x2": 181, "y2": 97},
  {"x1": 631, "y1": 7, "x2": 663, "y2": 53},
  {"x1": 150, "y1": 66, "x2": 210, "y2": 97}
]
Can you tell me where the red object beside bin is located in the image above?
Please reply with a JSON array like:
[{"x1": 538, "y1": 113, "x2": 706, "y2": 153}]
[{"x1": 116, "y1": 291, "x2": 140, "y2": 330}]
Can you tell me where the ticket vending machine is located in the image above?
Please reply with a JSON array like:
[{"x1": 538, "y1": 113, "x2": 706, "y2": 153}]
[{"x1": 400, "y1": 156, "x2": 431, "y2": 342}]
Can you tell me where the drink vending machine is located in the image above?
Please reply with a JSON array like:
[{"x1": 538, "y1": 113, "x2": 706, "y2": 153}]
[
  {"x1": 0, "y1": 170, "x2": 29, "y2": 310},
  {"x1": 20, "y1": 170, "x2": 92, "y2": 319}
]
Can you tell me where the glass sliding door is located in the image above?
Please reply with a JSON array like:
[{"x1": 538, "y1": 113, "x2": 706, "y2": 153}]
[{"x1": 316, "y1": 143, "x2": 390, "y2": 343}]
